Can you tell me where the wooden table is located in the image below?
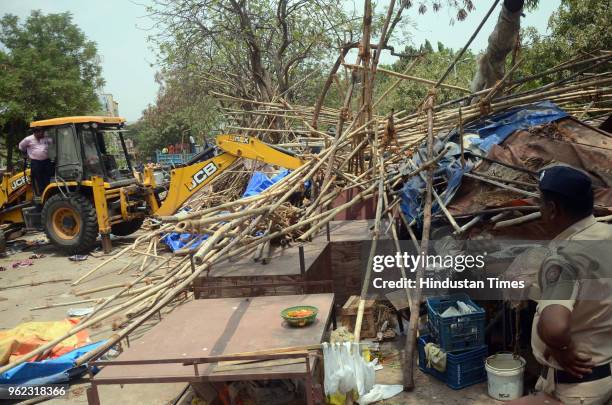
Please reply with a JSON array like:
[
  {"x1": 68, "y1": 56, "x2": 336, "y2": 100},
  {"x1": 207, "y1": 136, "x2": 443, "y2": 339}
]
[{"x1": 88, "y1": 293, "x2": 335, "y2": 404}]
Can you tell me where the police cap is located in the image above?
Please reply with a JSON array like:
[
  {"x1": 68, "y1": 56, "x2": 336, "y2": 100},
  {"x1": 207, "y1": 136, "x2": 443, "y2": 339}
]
[{"x1": 538, "y1": 165, "x2": 592, "y2": 199}]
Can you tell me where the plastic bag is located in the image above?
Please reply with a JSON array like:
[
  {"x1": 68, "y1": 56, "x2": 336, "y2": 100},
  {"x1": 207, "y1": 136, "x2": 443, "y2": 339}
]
[
  {"x1": 352, "y1": 343, "x2": 375, "y2": 396},
  {"x1": 322, "y1": 343, "x2": 338, "y2": 395},
  {"x1": 356, "y1": 384, "x2": 404, "y2": 404},
  {"x1": 337, "y1": 343, "x2": 355, "y2": 393},
  {"x1": 322, "y1": 342, "x2": 375, "y2": 398}
]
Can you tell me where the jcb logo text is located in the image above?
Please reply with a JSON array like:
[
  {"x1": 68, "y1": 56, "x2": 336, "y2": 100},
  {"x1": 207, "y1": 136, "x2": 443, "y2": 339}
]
[
  {"x1": 11, "y1": 176, "x2": 30, "y2": 190},
  {"x1": 187, "y1": 162, "x2": 218, "y2": 191}
]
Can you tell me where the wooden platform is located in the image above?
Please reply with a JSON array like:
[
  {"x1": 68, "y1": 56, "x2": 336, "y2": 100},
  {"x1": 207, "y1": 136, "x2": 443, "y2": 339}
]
[
  {"x1": 89, "y1": 293, "x2": 335, "y2": 405},
  {"x1": 193, "y1": 220, "x2": 380, "y2": 303}
]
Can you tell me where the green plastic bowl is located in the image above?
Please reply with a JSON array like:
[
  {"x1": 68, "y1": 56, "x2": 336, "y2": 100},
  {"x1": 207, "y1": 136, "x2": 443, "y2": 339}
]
[{"x1": 281, "y1": 305, "x2": 319, "y2": 327}]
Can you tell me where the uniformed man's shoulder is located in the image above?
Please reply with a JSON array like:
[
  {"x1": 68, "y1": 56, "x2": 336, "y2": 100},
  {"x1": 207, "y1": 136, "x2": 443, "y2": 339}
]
[{"x1": 571, "y1": 221, "x2": 612, "y2": 240}]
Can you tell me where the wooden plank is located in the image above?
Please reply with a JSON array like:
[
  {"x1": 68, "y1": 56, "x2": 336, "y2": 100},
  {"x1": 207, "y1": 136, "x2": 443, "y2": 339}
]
[
  {"x1": 213, "y1": 358, "x2": 306, "y2": 373},
  {"x1": 341, "y1": 295, "x2": 375, "y2": 315},
  {"x1": 340, "y1": 295, "x2": 377, "y2": 338},
  {"x1": 94, "y1": 294, "x2": 335, "y2": 380}
]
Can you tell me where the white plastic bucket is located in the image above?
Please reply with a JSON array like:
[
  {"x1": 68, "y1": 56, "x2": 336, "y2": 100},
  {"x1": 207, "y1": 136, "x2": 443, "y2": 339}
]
[{"x1": 485, "y1": 353, "x2": 526, "y2": 401}]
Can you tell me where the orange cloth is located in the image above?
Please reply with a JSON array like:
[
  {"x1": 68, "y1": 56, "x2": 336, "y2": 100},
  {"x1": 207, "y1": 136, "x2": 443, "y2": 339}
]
[{"x1": 0, "y1": 318, "x2": 89, "y2": 365}]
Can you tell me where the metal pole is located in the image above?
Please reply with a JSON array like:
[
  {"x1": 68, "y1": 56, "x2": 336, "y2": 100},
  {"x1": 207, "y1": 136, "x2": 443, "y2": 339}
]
[{"x1": 299, "y1": 246, "x2": 306, "y2": 294}]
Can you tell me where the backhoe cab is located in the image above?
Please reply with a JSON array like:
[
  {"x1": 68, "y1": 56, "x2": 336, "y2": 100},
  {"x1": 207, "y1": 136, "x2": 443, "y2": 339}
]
[
  {"x1": 0, "y1": 116, "x2": 149, "y2": 254},
  {"x1": 0, "y1": 117, "x2": 304, "y2": 255}
]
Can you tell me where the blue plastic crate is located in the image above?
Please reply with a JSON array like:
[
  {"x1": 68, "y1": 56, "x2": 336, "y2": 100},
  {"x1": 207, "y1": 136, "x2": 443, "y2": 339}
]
[
  {"x1": 426, "y1": 293, "x2": 486, "y2": 352},
  {"x1": 418, "y1": 334, "x2": 488, "y2": 390}
]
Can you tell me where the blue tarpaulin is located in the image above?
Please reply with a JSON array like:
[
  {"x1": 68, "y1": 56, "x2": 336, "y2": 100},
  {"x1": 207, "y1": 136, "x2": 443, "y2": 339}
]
[
  {"x1": 160, "y1": 207, "x2": 210, "y2": 252},
  {"x1": 161, "y1": 170, "x2": 297, "y2": 252},
  {"x1": 161, "y1": 232, "x2": 209, "y2": 252},
  {"x1": 400, "y1": 101, "x2": 568, "y2": 224},
  {"x1": 0, "y1": 341, "x2": 105, "y2": 386},
  {"x1": 461, "y1": 100, "x2": 569, "y2": 153},
  {"x1": 242, "y1": 169, "x2": 291, "y2": 198}
]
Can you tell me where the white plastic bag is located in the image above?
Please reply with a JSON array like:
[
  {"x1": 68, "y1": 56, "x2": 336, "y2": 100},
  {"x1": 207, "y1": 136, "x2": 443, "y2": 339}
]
[
  {"x1": 337, "y1": 342, "x2": 356, "y2": 393},
  {"x1": 323, "y1": 342, "x2": 356, "y2": 395},
  {"x1": 356, "y1": 384, "x2": 404, "y2": 404},
  {"x1": 352, "y1": 342, "x2": 375, "y2": 396},
  {"x1": 457, "y1": 300, "x2": 476, "y2": 314},
  {"x1": 322, "y1": 343, "x2": 338, "y2": 395},
  {"x1": 322, "y1": 342, "x2": 375, "y2": 397}
]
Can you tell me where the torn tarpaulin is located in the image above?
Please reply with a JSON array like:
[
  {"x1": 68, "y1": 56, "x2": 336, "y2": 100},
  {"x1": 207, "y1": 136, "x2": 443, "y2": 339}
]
[
  {"x1": 243, "y1": 169, "x2": 291, "y2": 198},
  {"x1": 462, "y1": 100, "x2": 569, "y2": 154},
  {"x1": 400, "y1": 141, "x2": 473, "y2": 226},
  {"x1": 161, "y1": 171, "x2": 294, "y2": 252},
  {"x1": 243, "y1": 169, "x2": 311, "y2": 198},
  {"x1": 161, "y1": 232, "x2": 209, "y2": 252},
  {"x1": 0, "y1": 341, "x2": 105, "y2": 386},
  {"x1": 400, "y1": 101, "x2": 568, "y2": 225}
]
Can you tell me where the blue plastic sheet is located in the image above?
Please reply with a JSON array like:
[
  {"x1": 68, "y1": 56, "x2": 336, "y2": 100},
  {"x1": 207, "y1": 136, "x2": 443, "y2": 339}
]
[
  {"x1": 160, "y1": 207, "x2": 210, "y2": 252},
  {"x1": 243, "y1": 169, "x2": 291, "y2": 198},
  {"x1": 0, "y1": 341, "x2": 106, "y2": 386},
  {"x1": 161, "y1": 232, "x2": 209, "y2": 252},
  {"x1": 400, "y1": 101, "x2": 568, "y2": 224},
  {"x1": 462, "y1": 100, "x2": 568, "y2": 153},
  {"x1": 161, "y1": 169, "x2": 309, "y2": 251}
]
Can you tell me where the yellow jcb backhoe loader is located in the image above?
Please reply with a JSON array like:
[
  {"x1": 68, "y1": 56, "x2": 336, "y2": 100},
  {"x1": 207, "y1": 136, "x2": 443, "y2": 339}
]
[{"x1": 0, "y1": 116, "x2": 303, "y2": 255}]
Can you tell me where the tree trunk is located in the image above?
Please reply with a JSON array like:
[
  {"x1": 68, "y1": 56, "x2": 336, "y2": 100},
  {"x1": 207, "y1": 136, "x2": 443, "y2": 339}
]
[
  {"x1": 7, "y1": 120, "x2": 16, "y2": 173},
  {"x1": 311, "y1": 49, "x2": 350, "y2": 130}
]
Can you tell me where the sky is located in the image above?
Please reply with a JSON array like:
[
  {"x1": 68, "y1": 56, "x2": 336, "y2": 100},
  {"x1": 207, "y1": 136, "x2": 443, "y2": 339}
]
[{"x1": 1, "y1": 0, "x2": 561, "y2": 122}]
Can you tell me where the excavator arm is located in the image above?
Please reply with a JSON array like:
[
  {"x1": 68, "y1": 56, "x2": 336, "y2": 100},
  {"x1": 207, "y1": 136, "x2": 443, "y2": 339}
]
[{"x1": 153, "y1": 134, "x2": 303, "y2": 216}]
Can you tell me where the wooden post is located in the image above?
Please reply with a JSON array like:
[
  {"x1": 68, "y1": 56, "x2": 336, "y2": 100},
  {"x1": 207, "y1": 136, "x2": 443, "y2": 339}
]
[
  {"x1": 459, "y1": 106, "x2": 465, "y2": 168},
  {"x1": 403, "y1": 90, "x2": 436, "y2": 390},
  {"x1": 354, "y1": 178, "x2": 383, "y2": 342}
]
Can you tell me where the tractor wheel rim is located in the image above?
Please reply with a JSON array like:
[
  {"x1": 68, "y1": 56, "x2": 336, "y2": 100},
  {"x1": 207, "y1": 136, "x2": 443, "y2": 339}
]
[{"x1": 51, "y1": 207, "x2": 81, "y2": 240}]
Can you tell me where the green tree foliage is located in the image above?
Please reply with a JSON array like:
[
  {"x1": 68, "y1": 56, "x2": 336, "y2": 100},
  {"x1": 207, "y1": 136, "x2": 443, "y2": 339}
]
[
  {"x1": 0, "y1": 11, "x2": 104, "y2": 170},
  {"x1": 130, "y1": 69, "x2": 221, "y2": 160},
  {"x1": 373, "y1": 41, "x2": 477, "y2": 114},
  {"x1": 520, "y1": 0, "x2": 611, "y2": 88},
  {"x1": 370, "y1": 0, "x2": 610, "y2": 115}
]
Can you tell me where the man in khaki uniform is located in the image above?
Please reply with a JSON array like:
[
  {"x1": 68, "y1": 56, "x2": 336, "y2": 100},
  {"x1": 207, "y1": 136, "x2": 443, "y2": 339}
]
[{"x1": 531, "y1": 165, "x2": 612, "y2": 404}]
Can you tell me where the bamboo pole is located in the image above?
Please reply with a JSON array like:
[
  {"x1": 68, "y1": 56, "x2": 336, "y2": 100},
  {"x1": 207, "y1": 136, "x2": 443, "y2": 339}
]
[
  {"x1": 0, "y1": 260, "x2": 192, "y2": 374},
  {"x1": 30, "y1": 298, "x2": 102, "y2": 311},
  {"x1": 5, "y1": 26, "x2": 604, "y2": 380},
  {"x1": 71, "y1": 244, "x2": 132, "y2": 286},
  {"x1": 404, "y1": 91, "x2": 436, "y2": 391},
  {"x1": 345, "y1": 64, "x2": 471, "y2": 93},
  {"x1": 373, "y1": 58, "x2": 421, "y2": 109},
  {"x1": 493, "y1": 212, "x2": 542, "y2": 229},
  {"x1": 463, "y1": 172, "x2": 538, "y2": 198},
  {"x1": 354, "y1": 178, "x2": 384, "y2": 342},
  {"x1": 71, "y1": 227, "x2": 171, "y2": 286}
]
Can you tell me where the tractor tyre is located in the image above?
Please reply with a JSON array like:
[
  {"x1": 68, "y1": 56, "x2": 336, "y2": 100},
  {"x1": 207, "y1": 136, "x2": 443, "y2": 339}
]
[
  {"x1": 111, "y1": 218, "x2": 144, "y2": 236},
  {"x1": 42, "y1": 193, "x2": 99, "y2": 254}
]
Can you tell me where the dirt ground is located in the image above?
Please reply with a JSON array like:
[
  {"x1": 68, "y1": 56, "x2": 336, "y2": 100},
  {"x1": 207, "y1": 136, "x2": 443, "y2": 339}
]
[
  {"x1": 374, "y1": 341, "x2": 495, "y2": 405},
  {"x1": 1, "y1": 230, "x2": 187, "y2": 404},
  {"x1": 1, "y1": 231, "x2": 500, "y2": 404}
]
